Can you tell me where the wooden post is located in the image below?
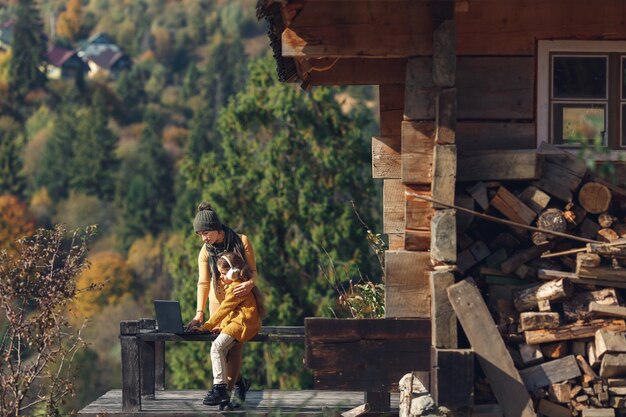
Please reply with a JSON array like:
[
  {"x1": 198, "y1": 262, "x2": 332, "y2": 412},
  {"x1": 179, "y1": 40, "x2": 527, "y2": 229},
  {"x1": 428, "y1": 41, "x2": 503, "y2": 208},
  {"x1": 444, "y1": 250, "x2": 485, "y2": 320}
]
[
  {"x1": 120, "y1": 320, "x2": 141, "y2": 412},
  {"x1": 139, "y1": 319, "x2": 156, "y2": 399},
  {"x1": 430, "y1": 269, "x2": 457, "y2": 348},
  {"x1": 155, "y1": 340, "x2": 165, "y2": 391}
]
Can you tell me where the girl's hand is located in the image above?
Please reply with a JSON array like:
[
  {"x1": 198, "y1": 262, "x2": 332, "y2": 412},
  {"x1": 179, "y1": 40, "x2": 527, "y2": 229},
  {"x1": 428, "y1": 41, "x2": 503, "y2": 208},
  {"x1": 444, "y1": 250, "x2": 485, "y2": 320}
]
[
  {"x1": 233, "y1": 280, "x2": 254, "y2": 297},
  {"x1": 184, "y1": 311, "x2": 204, "y2": 331}
]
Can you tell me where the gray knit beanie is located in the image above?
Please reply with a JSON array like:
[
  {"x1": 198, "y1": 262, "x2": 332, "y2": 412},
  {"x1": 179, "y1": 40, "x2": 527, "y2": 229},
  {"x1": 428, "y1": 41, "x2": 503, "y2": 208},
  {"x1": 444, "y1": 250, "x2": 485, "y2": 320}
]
[{"x1": 193, "y1": 202, "x2": 222, "y2": 232}]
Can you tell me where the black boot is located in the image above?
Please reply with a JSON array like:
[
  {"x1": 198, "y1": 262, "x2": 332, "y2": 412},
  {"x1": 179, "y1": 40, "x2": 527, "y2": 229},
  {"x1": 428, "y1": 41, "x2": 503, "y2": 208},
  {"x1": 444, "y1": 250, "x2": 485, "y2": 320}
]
[
  {"x1": 231, "y1": 377, "x2": 251, "y2": 408},
  {"x1": 203, "y1": 383, "x2": 229, "y2": 406}
]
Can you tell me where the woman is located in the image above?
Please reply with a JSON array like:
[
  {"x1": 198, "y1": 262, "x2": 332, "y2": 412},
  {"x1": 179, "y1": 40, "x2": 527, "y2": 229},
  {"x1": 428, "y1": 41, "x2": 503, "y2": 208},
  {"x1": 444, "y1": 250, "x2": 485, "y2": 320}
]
[{"x1": 186, "y1": 202, "x2": 256, "y2": 407}]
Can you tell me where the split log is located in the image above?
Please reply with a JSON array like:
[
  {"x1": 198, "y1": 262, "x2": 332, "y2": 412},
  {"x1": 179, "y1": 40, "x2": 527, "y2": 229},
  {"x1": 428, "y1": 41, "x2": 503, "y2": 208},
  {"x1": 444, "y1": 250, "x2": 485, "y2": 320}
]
[
  {"x1": 598, "y1": 228, "x2": 620, "y2": 242},
  {"x1": 536, "y1": 399, "x2": 571, "y2": 417},
  {"x1": 600, "y1": 353, "x2": 626, "y2": 378},
  {"x1": 589, "y1": 302, "x2": 626, "y2": 320},
  {"x1": 532, "y1": 209, "x2": 567, "y2": 246},
  {"x1": 563, "y1": 289, "x2": 618, "y2": 323},
  {"x1": 579, "y1": 218, "x2": 601, "y2": 240},
  {"x1": 520, "y1": 343, "x2": 544, "y2": 366},
  {"x1": 579, "y1": 182, "x2": 612, "y2": 214},
  {"x1": 599, "y1": 213, "x2": 617, "y2": 228},
  {"x1": 513, "y1": 279, "x2": 573, "y2": 312},
  {"x1": 582, "y1": 409, "x2": 615, "y2": 417},
  {"x1": 548, "y1": 382, "x2": 572, "y2": 403},
  {"x1": 466, "y1": 181, "x2": 489, "y2": 211},
  {"x1": 541, "y1": 342, "x2": 569, "y2": 359},
  {"x1": 519, "y1": 312, "x2": 560, "y2": 331},
  {"x1": 490, "y1": 186, "x2": 537, "y2": 226},
  {"x1": 595, "y1": 329, "x2": 626, "y2": 359},
  {"x1": 519, "y1": 186, "x2": 551, "y2": 214},
  {"x1": 588, "y1": 342, "x2": 600, "y2": 368},
  {"x1": 524, "y1": 319, "x2": 626, "y2": 345},
  {"x1": 576, "y1": 354, "x2": 599, "y2": 379},
  {"x1": 614, "y1": 223, "x2": 626, "y2": 238},
  {"x1": 577, "y1": 253, "x2": 602, "y2": 268},
  {"x1": 588, "y1": 241, "x2": 626, "y2": 259},
  {"x1": 519, "y1": 355, "x2": 581, "y2": 391}
]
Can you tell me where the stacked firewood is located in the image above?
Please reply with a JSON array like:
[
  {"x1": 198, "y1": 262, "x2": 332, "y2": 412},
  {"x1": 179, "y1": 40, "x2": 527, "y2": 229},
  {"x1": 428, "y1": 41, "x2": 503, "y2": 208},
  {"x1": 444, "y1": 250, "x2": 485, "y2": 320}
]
[{"x1": 455, "y1": 144, "x2": 626, "y2": 417}]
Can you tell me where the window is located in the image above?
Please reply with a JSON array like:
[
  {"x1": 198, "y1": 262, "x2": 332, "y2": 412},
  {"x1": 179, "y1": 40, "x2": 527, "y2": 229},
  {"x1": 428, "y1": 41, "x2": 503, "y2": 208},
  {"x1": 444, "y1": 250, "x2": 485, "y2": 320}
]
[{"x1": 537, "y1": 41, "x2": 626, "y2": 154}]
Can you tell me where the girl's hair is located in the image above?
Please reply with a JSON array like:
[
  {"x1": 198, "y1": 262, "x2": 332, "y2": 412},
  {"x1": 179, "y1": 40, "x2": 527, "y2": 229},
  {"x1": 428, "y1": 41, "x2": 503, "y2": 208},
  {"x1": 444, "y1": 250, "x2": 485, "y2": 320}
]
[{"x1": 217, "y1": 252, "x2": 267, "y2": 318}]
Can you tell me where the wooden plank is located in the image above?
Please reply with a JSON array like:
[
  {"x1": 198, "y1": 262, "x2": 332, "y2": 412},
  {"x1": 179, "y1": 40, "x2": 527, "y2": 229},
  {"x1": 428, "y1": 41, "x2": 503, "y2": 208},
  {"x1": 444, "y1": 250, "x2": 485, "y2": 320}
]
[
  {"x1": 519, "y1": 355, "x2": 582, "y2": 391},
  {"x1": 385, "y1": 251, "x2": 431, "y2": 318},
  {"x1": 456, "y1": 122, "x2": 535, "y2": 151},
  {"x1": 383, "y1": 179, "x2": 405, "y2": 234},
  {"x1": 456, "y1": 0, "x2": 626, "y2": 55},
  {"x1": 490, "y1": 187, "x2": 537, "y2": 226},
  {"x1": 447, "y1": 278, "x2": 537, "y2": 417},
  {"x1": 372, "y1": 135, "x2": 401, "y2": 179},
  {"x1": 431, "y1": 145, "x2": 456, "y2": 208},
  {"x1": 405, "y1": 185, "x2": 435, "y2": 231},
  {"x1": 600, "y1": 353, "x2": 626, "y2": 378},
  {"x1": 308, "y1": 58, "x2": 406, "y2": 86},
  {"x1": 401, "y1": 121, "x2": 435, "y2": 184},
  {"x1": 582, "y1": 410, "x2": 615, "y2": 417},
  {"x1": 457, "y1": 150, "x2": 543, "y2": 182},
  {"x1": 539, "y1": 269, "x2": 626, "y2": 290},
  {"x1": 431, "y1": 348, "x2": 473, "y2": 409},
  {"x1": 404, "y1": 57, "x2": 435, "y2": 121},
  {"x1": 305, "y1": 318, "x2": 430, "y2": 342},
  {"x1": 435, "y1": 88, "x2": 456, "y2": 145},
  {"x1": 590, "y1": 302, "x2": 626, "y2": 320},
  {"x1": 524, "y1": 320, "x2": 626, "y2": 345},
  {"x1": 282, "y1": 1, "x2": 433, "y2": 58},
  {"x1": 576, "y1": 265, "x2": 626, "y2": 282},
  {"x1": 430, "y1": 270, "x2": 457, "y2": 348},
  {"x1": 431, "y1": 209, "x2": 456, "y2": 263},
  {"x1": 432, "y1": 19, "x2": 456, "y2": 87}
]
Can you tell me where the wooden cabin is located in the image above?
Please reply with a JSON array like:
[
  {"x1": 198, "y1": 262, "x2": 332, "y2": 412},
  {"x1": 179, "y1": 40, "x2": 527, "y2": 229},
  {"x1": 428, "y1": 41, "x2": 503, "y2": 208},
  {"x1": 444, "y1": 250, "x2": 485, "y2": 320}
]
[{"x1": 255, "y1": 1, "x2": 626, "y2": 416}]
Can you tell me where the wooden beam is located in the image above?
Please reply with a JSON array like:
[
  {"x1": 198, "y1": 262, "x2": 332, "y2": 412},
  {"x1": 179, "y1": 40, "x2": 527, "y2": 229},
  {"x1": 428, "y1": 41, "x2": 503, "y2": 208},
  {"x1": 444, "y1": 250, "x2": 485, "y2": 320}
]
[
  {"x1": 431, "y1": 145, "x2": 456, "y2": 208},
  {"x1": 519, "y1": 355, "x2": 582, "y2": 391},
  {"x1": 405, "y1": 185, "x2": 435, "y2": 231},
  {"x1": 431, "y1": 210, "x2": 456, "y2": 263},
  {"x1": 402, "y1": 121, "x2": 435, "y2": 184},
  {"x1": 383, "y1": 179, "x2": 405, "y2": 234},
  {"x1": 456, "y1": 122, "x2": 535, "y2": 151},
  {"x1": 308, "y1": 58, "x2": 407, "y2": 85},
  {"x1": 524, "y1": 319, "x2": 626, "y2": 345},
  {"x1": 447, "y1": 278, "x2": 537, "y2": 417},
  {"x1": 457, "y1": 150, "x2": 543, "y2": 182},
  {"x1": 432, "y1": 19, "x2": 456, "y2": 87},
  {"x1": 430, "y1": 269, "x2": 457, "y2": 348},
  {"x1": 385, "y1": 250, "x2": 432, "y2": 318},
  {"x1": 372, "y1": 135, "x2": 401, "y2": 179},
  {"x1": 282, "y1": 1, "x2": 433, "y2": 58}
]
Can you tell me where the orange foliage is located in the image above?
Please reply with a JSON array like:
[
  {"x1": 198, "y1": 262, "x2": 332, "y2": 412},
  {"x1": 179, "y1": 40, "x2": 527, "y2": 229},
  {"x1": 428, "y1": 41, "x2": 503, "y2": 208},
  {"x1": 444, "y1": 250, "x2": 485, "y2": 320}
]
[
  {"x1": 56, "y1": 0, "x2": 82, "y2": 41},
  {"x1": 75, "y1": 251, "x2": 137, "y2": 317},
  {"x1": 0, "y1": 194, "x2": 35, "y2": 256}
]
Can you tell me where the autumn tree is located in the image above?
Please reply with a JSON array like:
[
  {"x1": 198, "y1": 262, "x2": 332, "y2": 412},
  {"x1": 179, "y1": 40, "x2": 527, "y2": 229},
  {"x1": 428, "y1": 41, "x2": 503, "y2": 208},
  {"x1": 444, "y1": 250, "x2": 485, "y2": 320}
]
[
  {"x1": 0, "y1": 194, "x2": 35, "y2": 256},
  {"x1": 56, "y1": 0, "x2": 82, "y2": 42},
  {"x1": 0, "y1": 226, "x2": 96, "y2": 416},
  {"x1": 9, "y1": 0, "x2": 47, "y2": 99}
]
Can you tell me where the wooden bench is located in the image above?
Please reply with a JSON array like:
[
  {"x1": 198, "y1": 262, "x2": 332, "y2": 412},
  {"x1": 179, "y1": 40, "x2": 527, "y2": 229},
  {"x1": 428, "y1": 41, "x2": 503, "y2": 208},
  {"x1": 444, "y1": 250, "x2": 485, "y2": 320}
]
[{"x1": 119, "y1": 319, "x2": 305, "y2": 412}]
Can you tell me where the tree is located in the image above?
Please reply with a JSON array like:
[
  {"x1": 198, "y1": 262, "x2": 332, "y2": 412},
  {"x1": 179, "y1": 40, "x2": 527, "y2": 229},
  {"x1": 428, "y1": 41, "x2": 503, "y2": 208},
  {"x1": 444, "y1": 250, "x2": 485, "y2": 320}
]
[
  {"x1": 115, "y1": 108, "x2": 174, "y2": 249},
  {"x1": 56, "y1": 0, "x2": 82, "y2": 42},
  {"x1": 71, "y1": 91, "x2": 119, "y2": 200},
  {"x1": 34, "y1": 105, "x2": 77, "y2": 202},
  {"x1": 0, "y1": 117, "x2": 25, "y2": 196},
  {"x1": 168, "y1": 57, "x2": 381, "y2": 389},
  {"x1": 0, "y1": 226, "x2": 96, "y2": 416},
  {"x1": 8, "y1": 0, "x2": 47, "y2": 99},
  {"x1": 115, "y1": 66, "x2": 147, "y2": 123},
  {"x1": 0, "y1": 194, "x2": 35, "y2": 256}
]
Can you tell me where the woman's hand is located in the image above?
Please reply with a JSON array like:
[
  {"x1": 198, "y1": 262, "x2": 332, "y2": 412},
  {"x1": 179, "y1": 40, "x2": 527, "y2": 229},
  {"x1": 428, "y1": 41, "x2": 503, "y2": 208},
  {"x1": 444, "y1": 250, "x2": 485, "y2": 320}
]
[{"x1": 233, "y1": 280, "x2": 254, "y2": 297}]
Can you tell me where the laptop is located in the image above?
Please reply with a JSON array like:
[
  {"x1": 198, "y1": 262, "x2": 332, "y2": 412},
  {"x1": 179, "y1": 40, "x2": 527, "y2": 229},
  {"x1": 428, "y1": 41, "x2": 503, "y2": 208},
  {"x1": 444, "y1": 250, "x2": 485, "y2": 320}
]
[{"x1": 154, "y1": 300, "x2": 204, "y2": 334}]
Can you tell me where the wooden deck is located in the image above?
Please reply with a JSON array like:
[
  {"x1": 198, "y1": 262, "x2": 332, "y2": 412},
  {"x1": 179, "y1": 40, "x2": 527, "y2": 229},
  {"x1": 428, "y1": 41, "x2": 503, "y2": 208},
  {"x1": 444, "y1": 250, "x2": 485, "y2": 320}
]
[{"x1": 78, "y1": 390, "x2": 401, "y2": 417}]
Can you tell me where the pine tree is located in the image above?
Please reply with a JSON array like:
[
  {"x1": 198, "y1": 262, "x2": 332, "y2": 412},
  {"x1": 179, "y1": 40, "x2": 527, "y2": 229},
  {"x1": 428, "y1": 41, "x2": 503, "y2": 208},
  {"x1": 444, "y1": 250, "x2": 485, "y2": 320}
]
[
  {"x1": 0, "y1": 117, "x2": 25, "y2": 197},
  {"x1": 181, "y1": 63, "x2": 199, "y2": 101},
  {"x1": 115, "y1": 108, "x2": 174, "y2": 249},
  {"x1": 71, "y1": 91, "x2": 118, "y2": 200},
  {"x1": 34, "y1": 105, "x2": 77, "y2": 202},
  {"x1": 9, "y1": 0, "x2": 47, "y2": 99},
  {"x1": 115, "y1": 67, "x2": 147, "y2": 124}
]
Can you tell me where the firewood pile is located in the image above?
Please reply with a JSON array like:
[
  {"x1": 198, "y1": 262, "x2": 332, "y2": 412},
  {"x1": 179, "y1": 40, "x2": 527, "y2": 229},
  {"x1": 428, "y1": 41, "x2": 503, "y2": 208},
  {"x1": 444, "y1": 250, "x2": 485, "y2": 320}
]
[{"x1": 455, "y1": 144, "x2": 626, "y2": 417}]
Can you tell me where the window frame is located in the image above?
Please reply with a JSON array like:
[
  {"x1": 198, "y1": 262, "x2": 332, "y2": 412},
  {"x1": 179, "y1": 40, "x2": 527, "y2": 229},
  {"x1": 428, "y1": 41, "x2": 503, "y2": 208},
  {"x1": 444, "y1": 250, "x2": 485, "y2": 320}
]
[{"x1": 537, "y1": 40, "x2": 626, "y2": 159}]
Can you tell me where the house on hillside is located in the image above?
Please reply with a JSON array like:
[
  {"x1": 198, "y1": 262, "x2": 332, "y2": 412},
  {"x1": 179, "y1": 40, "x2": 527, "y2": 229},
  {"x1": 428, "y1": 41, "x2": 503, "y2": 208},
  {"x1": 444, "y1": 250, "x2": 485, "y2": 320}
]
[
  {"x1": 46, "y1": 46, "x2": 89, "y2": 80},
  {"x1": 77, "y1": 32, "x2": 132, "y2": 79},
  {"x1": 256, "y1": 1, "x2": 626, "y2": 416}
]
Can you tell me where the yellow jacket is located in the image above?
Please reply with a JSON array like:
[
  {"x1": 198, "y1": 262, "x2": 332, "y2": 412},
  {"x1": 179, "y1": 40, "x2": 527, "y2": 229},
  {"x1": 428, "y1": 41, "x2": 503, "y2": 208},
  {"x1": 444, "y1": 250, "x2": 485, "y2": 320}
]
[{"x1": 200, "y1": 284, "x2": 261, "y2": 342}]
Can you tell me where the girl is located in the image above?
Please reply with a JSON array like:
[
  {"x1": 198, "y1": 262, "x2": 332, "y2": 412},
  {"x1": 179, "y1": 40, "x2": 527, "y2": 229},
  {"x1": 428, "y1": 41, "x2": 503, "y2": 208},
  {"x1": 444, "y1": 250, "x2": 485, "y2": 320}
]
[{"x1": 200, "y1": 252, "x2": 266, "y2": 407}]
